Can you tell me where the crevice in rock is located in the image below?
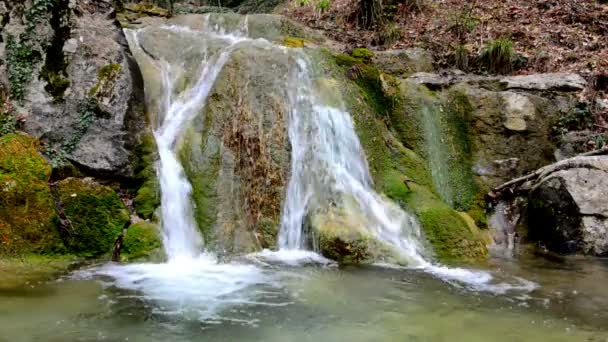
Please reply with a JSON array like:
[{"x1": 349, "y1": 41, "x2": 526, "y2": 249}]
[{"x1": 40, "y1": 0, "x2": 71, "y2": 102}]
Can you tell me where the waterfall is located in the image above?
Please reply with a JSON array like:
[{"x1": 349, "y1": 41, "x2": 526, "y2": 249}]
[
  {"x1": 126, "y1": 22, "x2": 248, "y2": 260},
  {"x1": 278, "y1": 56, "x2": 428, "y2": 266}
]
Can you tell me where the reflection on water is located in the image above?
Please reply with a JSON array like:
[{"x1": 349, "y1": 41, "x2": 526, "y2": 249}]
[{"x1": 1, "y1": 255, "x2": 607, "y2": 342}]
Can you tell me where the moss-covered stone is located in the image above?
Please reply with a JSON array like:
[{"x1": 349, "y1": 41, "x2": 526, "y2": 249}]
[
  {"x1": 132, "y1": 133, "x2": 160, "y2": 219},
  {"x1": 89, "y1": 63, "x2": 122, "y2": 98},
  {"x1": 121, "y1": 221, "x2": 162, "y2": 261},
  {"x1": 57, "y1": 178, "x2": 129, "y2": 257},
  {"x1": 283, "y1": 37, "x2": 306, "y2": 48},
  {"x1": 311, "y1": 207, "x2": 393, "y2": 264},
  {"x1": 351, "y1": 48, "x2": 374, "y2": 63},
  {"x1": 0, "y1": 134, "x2": 65, "y2": 256},
  {"x1": 399, "y1": 183, "x2": 487, "y2": 262},
  {"x1": 312, "y1": 49, "x2": 487, "y2": 262}
]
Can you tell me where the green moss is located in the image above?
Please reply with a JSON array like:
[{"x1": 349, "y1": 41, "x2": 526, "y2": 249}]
[
  {"x1": 283, "y1": 37, "x2": 306, "y2": 48},
  {"x1": 121, "y1": 221, "x2": 162, "y2": 261},
  {"x1": 399, "y1": 183, "x2": 487, "y2": 262},
  {"x1": 57, "y1": 178, "x2": 129, "y2": 257},
  {"x1": 0, "y1": 254, "x2": 78, "y2": 290},
  {"x1": 352, "y1": 48, "x2": 374, "y2": 62},
  {"x1": 132, "y1": 133, "x2": 160, "y2": 219},
  {"x1": 0, "y1": 134, "x2": 65, "y2": 256},
  {"x1": 311, "y1": 49, "x2": 486, "y2": 262},
  {"x1": 89, "y1": 64, "x2": 122, "y2": 97},
  {"x1": 178, "y1": 126, "x2": 221, "y2": 243}
]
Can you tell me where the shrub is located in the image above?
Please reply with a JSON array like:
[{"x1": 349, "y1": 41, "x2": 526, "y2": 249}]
[
  {"x1": 479, "y1": 38, "x2": 514, "y2": 74},
  {"x1": 317, "y1": 0, "x2": 330, "y2": 13},
  {"x1": 380, "y1": 22, "x2": 401, "y2": 47}
]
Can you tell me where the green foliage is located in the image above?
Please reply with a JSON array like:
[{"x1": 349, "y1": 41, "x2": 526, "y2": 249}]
[
  {"x1": 553, "y1": 102, "x2": 594, "y2": 135},
  {"x1": 6, "y1": 0, "x2": 58, "y2": 101},
  {"x1": 448, "y1": 4, "x2": 478, "y2": 42},
  {"x1": 480, "y1": 38, "x2": 514, "y2": 74},
  {"x1": 380, "y1": 22, "x2": 401, "y2": 47},
  {"x1": 317, "y1": 0, "x2": 331, "y2": 12},
  {"x1": 298, "y1": 0, "x2": 311, "y2": 6},
  {"x1": 6, "y1": 35, "x2": 39, "y2": 101},
  {"x1": 57, "y1": 178, "x2": 129, "y2": 257},
  {"x1": 62, "y1": 100, "x2": 97, "y2": 154},
  {"x1": 121, "y1": 222, "x2": 162, "y2": 260},
  {"x1": 0, "y1": 101, "x2": 17, "y2": 137}
]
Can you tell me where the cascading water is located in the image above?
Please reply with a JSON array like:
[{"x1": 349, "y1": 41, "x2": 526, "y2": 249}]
[
  {"x1": 78, "y1": 15, "x2": 536, "y2": 315},
  {"x1": 278, "y1": 56, "x2": 427, "y2": 266}
]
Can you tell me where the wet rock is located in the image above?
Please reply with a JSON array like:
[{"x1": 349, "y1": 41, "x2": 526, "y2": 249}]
[
  {"x1": 372, "y1": 48, "x2": 433, "y2": 77},
  {"x1": 500, "y1": 73, "x2": 587, "y2": 91},
  {"x1": 310, "y1": 207, "x2": 394, "y2": 264},
  {"x1": 121, "y1": 221, "x2": 163, "y2": 261},
  {"x1": 527, "y1": 156, "x2": 608, "y2": 256}
]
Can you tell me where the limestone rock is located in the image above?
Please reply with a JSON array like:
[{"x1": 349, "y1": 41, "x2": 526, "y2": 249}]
[
  {"x1": 372, "y1": 48, "x2": 433, "y2": 77},
  {"x1": 2, "y1": 0, "x2": 147, "y2": 177},
  {"x1": 527, "y1": 156, "x2": 608, "y2": 256},
  {"x1": 502, "y1": 92, "x2": 535, "y2": 131},
  {"x1": 500, "y1": 73, "x2": 587, "y2": 91}
]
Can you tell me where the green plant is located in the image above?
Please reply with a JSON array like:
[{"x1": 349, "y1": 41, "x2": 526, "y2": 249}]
[
  {"x1": 298, "y1": 0, "x2": 311, "y2": 6},
  {"x1": 61, "y1": 100, "x2": 97, "y2": 154},
  {"x1": 317, "y1": 0, "x2": 330, "y2": 13},
  {"x1": 448, "y1": 3, "x2": 478, "y2": 42},
  {"x1": 480, "y1": 38, "x2": 514, "y2": 74},
  {"x1": 6, "y1": 0, "x2": 58, "y2": 101},
  {"x1": 552, "y1": 102, "x2": 594, "y2": 135},
  {"x1": 380, "y1": 22, "x2": 401, "y2": 47}
]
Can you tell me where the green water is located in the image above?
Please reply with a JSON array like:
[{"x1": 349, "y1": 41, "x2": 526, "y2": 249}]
[{"x1": 1, "y1": 256, "x2": 607, "y2": 342}]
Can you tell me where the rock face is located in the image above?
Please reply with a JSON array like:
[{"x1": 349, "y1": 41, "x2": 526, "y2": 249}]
[
  {"x1": 372, "y1": 49, "x2": 434, "y2": 77},
  {"x1": 527, "y1": 156, "x2": 608, "y2": 256},
  {"x1": 0, "y1": 0, "x2": 147, "y2": 177},
  {"x1": 500, "y1": 73, "x2": 587, "y2": 91}
]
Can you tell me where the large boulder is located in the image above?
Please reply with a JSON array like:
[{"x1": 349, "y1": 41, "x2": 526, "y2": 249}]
[
  {"x1": 0, "y1": 134, "x2": 64, "y2": 255},
  {"x1": 56, "y1": 177, "x2": 129, "y2": 256},
  {"x1": 0, "y1": 0, "x2": 147, "y2": 177},
  {"x1": 527, "y1": 156, "x2": 608, "y2": 256}
]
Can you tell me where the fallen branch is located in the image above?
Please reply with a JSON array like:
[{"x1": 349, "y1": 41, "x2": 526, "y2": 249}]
[{"x1": 487, "y1": 148, "x2": 608, "y2": 202}]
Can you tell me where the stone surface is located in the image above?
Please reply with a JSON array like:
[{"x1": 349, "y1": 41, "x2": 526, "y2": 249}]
[
  {"x1": 372, "y1": 48, "x2": 433, "y2": 77},
  {"x1": 527, "y1": 156, "x2": 608, "y2": 256},
  {"x1": 500, "y1": 73, "x2": 587, "y2": 91},
  {"x1": 1, "y1": 0, "x2": 147, "y2": 177},
  {"x1": 502, "y1": 92, "x2": 536, "y2": 131}
]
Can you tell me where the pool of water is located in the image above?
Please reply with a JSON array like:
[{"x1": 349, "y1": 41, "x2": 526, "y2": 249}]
[{"x1": 1, "y1": 254, "x2": 607, "y2": 342}]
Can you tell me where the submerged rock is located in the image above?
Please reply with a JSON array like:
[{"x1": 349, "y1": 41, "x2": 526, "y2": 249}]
[{"x1": 527, "y1": 156, "x2": 608, "y2": 256}]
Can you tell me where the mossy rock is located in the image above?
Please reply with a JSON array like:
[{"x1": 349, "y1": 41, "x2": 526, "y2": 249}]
[
  {"x1": 121, "y1": 221, "x2": 162, "y2": 261},
  {"x1": 394, "y1": 181, "x2": 487, "y2": 262},
  {"x1": 57, "y1": 178, "x2": 129, "y2": 257},
  {"x1": 283, "y1": 37, "x2": 306, "y2": 48},
  {"x1": 312, "y1": 50, "x2": 487, "y2": 262},
  {"x1": 352, "y1": 48, "x2": 374, "y2": 63},
  {"x1": 132, "y1": 133, "x2": 160, "y2": 219},
  {"x1": 0, "y1": 134, "x2": 65, "y2": 256},
  {"x1": 311, "y1": 207, "x2": 393, "y2": 264}
]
